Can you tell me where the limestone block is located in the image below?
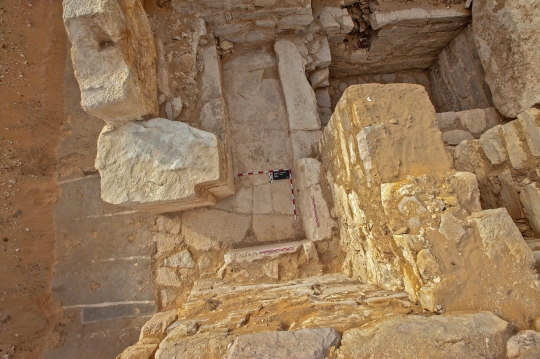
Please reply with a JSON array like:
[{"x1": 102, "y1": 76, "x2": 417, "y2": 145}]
[
  {"x1": 234, "y1": 187, "x2": 253, "y2": 214},
  {"x1": 182, "y1": 209, "x2": 251, "y2": 251},
  {"x1": 224, "y1": 328, "x2": 340, "y2": 359},
  {"x1": 473, "y1": 0, "x2": 540, "y2": 117},
  {"x1": 456, "y1": 109, "x2": 489, "y2": 137},
  {"x1": 479, "y1": 126, "x2": 507, "y2": 166},
  {"x1": 501, "y1": 121, "x2": 528, "y2": 170},
  {"x1": 156, "y1": 267, "x2": 182, "y2": 287},
  {"x1": 436, "y1": 112, "x2": 458, "y2": 131},
  {"x1": 253, "y1": 184, "x2": 272, "y2": 215},
  {"x1": 139, "y1": 310, "x2": 178, "y2": 340},
  {"x1": 156, "y1": 216, "x2": 181, "y2": 235},
  {"x1": 63, "y1": 0, "x2": 158, "y2": 125},
  {"x1": 253, "y1": 214, "x2": 296, "y2": 242},
  {"x1": 309, "y1": 36, "x2": 331, "y2": 69},
  {"x1": 296, "y1": 158, "x2": 323, "y2": 190},
  {"x1": 95, "y1": 119, "x2": 234, "y2": 213},
  {"x1": 163, "y1": 250, "x2": 195, "y2": 269},
  {"x1": 321, "y1": 84, "x2": 452, "y2": 290},
  {"x1": 315, "y1": 88, "x2": 331, "y2": 108},
  {"x1": 291, "y1": 130, "x2": 322, "y2": 159},
  {"x1": 438, "y1": 212, "x2": 465, "y2": 243},
  {"x1": 518, "y1": 108, "x2": 540, "y2": 157},
  {"x1": 117, "y1": 338, "x2": 159, "y2": 359},
  {"x1": 442, "y1": 130, "x2": 474, "y2": 145},
  {"x1": 340, "y1": 312, "x2": 511, "y2": 359},
  {"x1": 520, "y1": 183, "x2": 540, "y2": 234},
  {"x1": 308, "y1": 68, "x2": 330, "y2": 89},
  {"x1": 275, "y1": 39, "x2": 321, "y2": 131},
  {"x1": 468, "y1": 208, "x2": 534, "y2": 264},
  {"x1": 299, "y1": 184, "x2": 335, "y2": 242},
  {"x1": 507, "y1": 331, "x2": 540, "y2": 359}
]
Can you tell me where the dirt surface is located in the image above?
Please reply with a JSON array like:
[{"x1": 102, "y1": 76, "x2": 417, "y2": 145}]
[{"x1": 0, "y1": 0, "x2": 66, "y2": 358}]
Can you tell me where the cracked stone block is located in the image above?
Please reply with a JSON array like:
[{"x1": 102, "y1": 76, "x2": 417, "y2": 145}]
[
  {"x1": 95, "y1": 118, "x2": 234, "y2": 213},
  {"x1": 63, "y1": 0, "x2": 158, "y2": 125}
]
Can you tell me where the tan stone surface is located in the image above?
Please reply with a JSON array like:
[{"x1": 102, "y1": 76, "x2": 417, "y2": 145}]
[
  {"x1": 473, "y1": 0, "x2": 540, "y2": 117},
  {"x1": 183, "y1": 209, "x2": 251, "y2": 251},
  {"x1": 340, "y1": 312, "x2": 512, "y2": 359},
  {"x1": 63, "y1": 0, "x2": 158, "y2": 125},
  {"x1": 321, "y1": 84, "x2": 452, "y2": 290}
]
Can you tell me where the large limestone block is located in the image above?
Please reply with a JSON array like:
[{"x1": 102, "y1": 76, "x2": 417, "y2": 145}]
[
  {"x1": 95, "y1": 119, "x2": 234, "y2": 213},
  {"x1": 275, "y1": 39, "x2": 321, "y2": 131},
  {"x1": 472, "y1": 1, "x2": 540, "y2": 118},
  {"x1": 521, "y1": 183, "x2": 540, "y2": 234},
  {"x1": 380, "y1": 175, "x2": 540, "y2": 328},
  {"x1": 507, "y1": 330, "x2": 540, "y2": 359},
  {"x1": 340, "y1": 312, "x2": 512, "y2": 359},
  {"x1": 63, "y1": 0, "x2": 158, "y2": 125},
  {"x1": 321, "y1": 84, "x2": 453, "y2": 290},
  {"x1": 224, "y1": 328, "x2": 340, "y2": 359}
]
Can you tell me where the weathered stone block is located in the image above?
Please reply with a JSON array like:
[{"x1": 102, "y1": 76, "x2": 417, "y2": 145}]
[
  {"x1": 95, "y1": 118, "x2": 234, "y2": 213},
  {"x1": 479, "y1": 125, "x2": 507, "y2": 165},
  {"x1": 518, "y1": 108, "x2": 540, "y2": 157},
  {"x1": 501, "y1": 121, "x2": 528, "y2": 170},
  {"x1": 321, "y1": 84, "x2": 452, "y2": 290},
  {"x1": 63, "y1": 0, "x2": 158, "y2": 125},
  {"x1": 520, "y1": 183, "x2": 540, "y2": 235},
  {"x1": 139, "y1": 310, "x2": 178, "y2": 340},
  {"x1": 224, "y1": 328, "x2": 340, "y2": 359},
  {"x1": 442, "y1": 129, "x2": 474, "y2": 145},
  {"x1": 275, "y1": 39, "x2": 321, "y2": 131},
  {"x1": 340, "y1": 312, "x2": 511, "y2": 359},
  {"x1": 473, "y1": 0, "x2": 540, "y2": 117}
]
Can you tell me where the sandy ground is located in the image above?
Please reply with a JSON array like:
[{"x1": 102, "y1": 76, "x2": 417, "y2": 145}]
[{"x1": 0, "y1": 0, "x2": 66, "y2": 358}]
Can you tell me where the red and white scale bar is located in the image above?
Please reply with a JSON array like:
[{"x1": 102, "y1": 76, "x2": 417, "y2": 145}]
[
  {"x1": 311, "y1": 196, "x2": 319, "y2": 227},
  {"x1": 237, "y1": 168, "x2": 297, "y2": 220}
]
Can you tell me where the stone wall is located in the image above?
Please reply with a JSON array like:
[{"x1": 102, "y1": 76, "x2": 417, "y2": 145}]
[
  {"x1": 437, "y1": 107, "x2": 502, "y2": 146},
  {"x1": 321, "y1": 84, "x2": 540, "y2": 328},
  {"x1": 171, "y1": 0, "x2": 314, "y2": 43},
  {"x1": 430, "y1": 25, "x2": 492, "y2": 113},
  {"x1": 330, "y1": 4, "x2": 471, "y2": 77}
]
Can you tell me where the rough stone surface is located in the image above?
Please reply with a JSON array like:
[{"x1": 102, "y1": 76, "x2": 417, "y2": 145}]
[
  {"x1": 430, "y1": 25, "x2": 492, "y2": 113},
  {"x1": 117, "y1": 338, "x2": 159, "y2": 359},
  {"x1": 321, "y1": 84, "x2": 451, "y2": 290},
  {"x1": 507, "y1": 330, "x2": 540, "y2": 359},
  {"x1": 95, "y1": 118, "x2": 234, "y2": 213},
  {"x1": 275, "y1": 39, "x2": 320, "y2": 131},
  {"x1": 479, "y1": 125, "x2": 507, "y2": 165},
  {"x1": 520, "y1": 184, "x2": 540, "y2": 235},
  {"x1": 340, "y1": 312, "x2": 512, "y2": 359},
  {"x1": 163, "y1": 250, "x2": 195, "y2": 269},
  {"x1": 472, "y1": 0, "x2": 540, "y2": 118},
  {"x1": 224, "y1": 328, "x2": 340, "y2": 359},
  {"x1": 139, "y1": 310, "x2": 178, "y2": 340},
  {"x1": 63, "y1": 0, "x2": 158, "y2": 125},
  {"x1": 155, "y1": 274, "x2": 420, "y2": 359},
  {"x1": 443, "y1": 130, "x2": 474, "y2": 145}
]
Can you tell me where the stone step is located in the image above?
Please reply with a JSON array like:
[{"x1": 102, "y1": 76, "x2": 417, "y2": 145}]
[{"x1": 218, "y1": 240, "x2": 323, "y2": 284}]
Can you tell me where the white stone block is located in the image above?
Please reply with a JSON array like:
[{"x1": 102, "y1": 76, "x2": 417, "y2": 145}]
[{"x1": 95, "y1": 118, "x2": 234, "y2": 213}]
